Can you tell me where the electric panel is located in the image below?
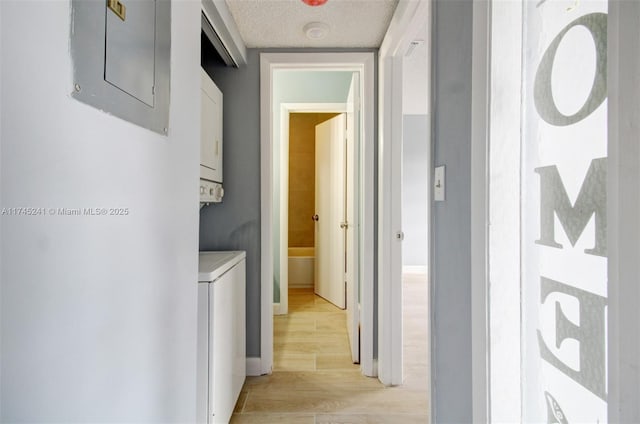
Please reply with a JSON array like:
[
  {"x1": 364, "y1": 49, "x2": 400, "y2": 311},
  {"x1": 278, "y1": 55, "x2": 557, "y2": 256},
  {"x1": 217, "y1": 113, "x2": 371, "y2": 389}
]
[
  {"x1": 70, "y1": 0, "x2": 170, "y2": 135},
  {"x1": 105, "y1": 0, "x2": 156, "y2": 106}
]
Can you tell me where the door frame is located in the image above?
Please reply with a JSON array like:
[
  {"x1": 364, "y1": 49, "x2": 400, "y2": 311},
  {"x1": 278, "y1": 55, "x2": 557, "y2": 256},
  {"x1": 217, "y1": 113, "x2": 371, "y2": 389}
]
[
  {"x1": 276, "y1": 102, "x2": 348, "y2": 316},
  {"x1": 260, "y1": 52, "x2": 376, "y2": 376},
  {"x1": 377, "y1": 0, "x2": 431, "y2": 386},
  {"x1": 470, "y1": 0, "x2": 490, "y2": 421},
  {"x1": 607, "y1": 1, "x2": 640, "y2": 421}
]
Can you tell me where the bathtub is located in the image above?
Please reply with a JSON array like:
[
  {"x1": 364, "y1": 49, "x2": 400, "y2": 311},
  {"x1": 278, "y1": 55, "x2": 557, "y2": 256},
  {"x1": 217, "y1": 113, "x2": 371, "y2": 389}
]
[{"x1": 288, "y1": 247, "x2": 315, "y2": 288}]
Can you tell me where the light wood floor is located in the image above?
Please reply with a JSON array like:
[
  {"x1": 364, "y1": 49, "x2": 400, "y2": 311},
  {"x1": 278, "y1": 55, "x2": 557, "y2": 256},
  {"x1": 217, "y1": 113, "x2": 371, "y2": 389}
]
[{"x1": 231, "y1": 274, "x2": 429, "y2": 423}]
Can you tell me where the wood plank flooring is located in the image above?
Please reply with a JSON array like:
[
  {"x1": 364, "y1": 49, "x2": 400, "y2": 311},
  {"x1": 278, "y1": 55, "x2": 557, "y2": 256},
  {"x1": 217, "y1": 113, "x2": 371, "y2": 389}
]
[{"x1": 231, "y1": 274, "x2": 429, "y2": 423}]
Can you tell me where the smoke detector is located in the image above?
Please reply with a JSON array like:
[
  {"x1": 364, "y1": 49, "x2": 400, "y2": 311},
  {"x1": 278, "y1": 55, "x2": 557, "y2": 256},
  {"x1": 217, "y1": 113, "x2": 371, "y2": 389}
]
[{"x1": 303, "y1": 22, "x2": 330, "y2": 40}]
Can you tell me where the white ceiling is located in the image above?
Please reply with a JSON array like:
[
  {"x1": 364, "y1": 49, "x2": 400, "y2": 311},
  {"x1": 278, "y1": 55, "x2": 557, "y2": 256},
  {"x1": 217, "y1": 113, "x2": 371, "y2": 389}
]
[{"x1": 224, "y1": 0, "x2": 400, "y2": 48}]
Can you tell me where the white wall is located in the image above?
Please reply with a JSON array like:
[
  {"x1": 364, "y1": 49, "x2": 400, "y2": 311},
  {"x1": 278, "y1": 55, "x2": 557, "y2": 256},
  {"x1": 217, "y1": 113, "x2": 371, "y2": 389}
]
[
  {"x1": 0, "y1": 1, "x2": 201, "y2": 421},
  {"x1": 401, "y1": 26, "x2": 429, "y2": 269},
  {"x1": 402, "y1": 26, "x2": 429, "y2": 116},
  {"x1": 402, "y1": 115, "x2": 429, "y2": 268}
]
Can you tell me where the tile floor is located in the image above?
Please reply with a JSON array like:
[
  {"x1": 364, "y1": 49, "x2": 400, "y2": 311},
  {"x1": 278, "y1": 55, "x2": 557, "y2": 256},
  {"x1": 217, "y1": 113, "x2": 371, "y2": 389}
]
[{"x1": 231, "y1": 274, "x2": 429, "y2": 423}]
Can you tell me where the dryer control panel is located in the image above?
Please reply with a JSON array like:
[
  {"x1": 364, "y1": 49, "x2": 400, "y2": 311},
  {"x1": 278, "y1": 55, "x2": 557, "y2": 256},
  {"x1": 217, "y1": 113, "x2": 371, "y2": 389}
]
[{"x1": 200, "y1": 179, "x2": 224, "y2": 204}]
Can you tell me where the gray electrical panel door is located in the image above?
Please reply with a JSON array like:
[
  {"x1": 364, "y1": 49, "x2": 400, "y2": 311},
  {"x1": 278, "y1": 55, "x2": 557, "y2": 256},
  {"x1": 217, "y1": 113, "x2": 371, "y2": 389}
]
[
  {"x1": 105, "y1": 0, "x2": 156, "y2": 107},
  {"x1": 70, "y1": 0, "x2": 170, "y2": 135}
]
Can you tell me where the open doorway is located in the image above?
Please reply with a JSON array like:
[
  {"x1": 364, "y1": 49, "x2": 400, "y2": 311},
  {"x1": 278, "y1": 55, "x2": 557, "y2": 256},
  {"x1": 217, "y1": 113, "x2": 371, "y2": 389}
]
[
  {"x1": 274, "y1": 71, "x2": 360, "y2": 371},
  {"x1": 399, "y1": 21, "x2": 430, "y2": 394},
  {"x1": 259, "y1": 53, "x2": 375, "y2": 377},
  {"x1": 274, "y1": 102, "x2": 347, "y2": 317},
  {"x1": 277, "y1": 105, "x2": 358, "y2": 369},
  {"x1": 284, "y1": 111, "x2": 342, "y2": 304}
]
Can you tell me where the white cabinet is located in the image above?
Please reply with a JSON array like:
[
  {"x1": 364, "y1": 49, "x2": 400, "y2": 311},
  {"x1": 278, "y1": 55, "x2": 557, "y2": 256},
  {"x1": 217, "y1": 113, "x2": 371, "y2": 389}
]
[
  {"x1": 200, "y1": 68, "x2": 223, "y2": 183},
  {"x1": 197, "y1": 252, "x2": 246, "y2": 424},
  {"x1": 212, "y1": 259, "x2": 246, "y2": 423}
]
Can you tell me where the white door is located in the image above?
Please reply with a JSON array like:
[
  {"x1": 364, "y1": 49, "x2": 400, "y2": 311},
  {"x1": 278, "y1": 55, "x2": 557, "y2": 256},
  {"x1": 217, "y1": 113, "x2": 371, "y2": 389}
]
[
  {"x1": 314, "y1": 114, "x2": 347, "y2": 309},
  {"x1": 345, "y1": 73, "x2": 360, "y2": 363}
]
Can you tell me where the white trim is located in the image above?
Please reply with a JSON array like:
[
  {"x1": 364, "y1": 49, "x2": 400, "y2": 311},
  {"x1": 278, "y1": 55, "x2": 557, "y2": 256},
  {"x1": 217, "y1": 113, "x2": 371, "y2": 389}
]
[
  {"x1": 471, "y1": 0, "x2": 491, "y2": 422},
  {"x1": 246, "y1": 358, "x2": 263, "y2": 377},
  {"x1": 402, "y1": 266, "x2": 427, "y2": 275},
  {"x1": 278, "y1": 102, "x2": 348, "y2": 317},
  {"x1": 201, "y1": 0, "x2": 247, "y2": 66},
  {"x1": 378, "y1": 0, "x2": 431, "y2": 388},
  {"x1": 259, "y1": 57, "x2": 274, "y2": 376},
  {"x1": 278, "y1": 106, "x2": 289, "y2": 316},
  {"x1": 377, "y1": 53, "x2": 404, "y2": 386},
  {"x1": 260, "y1": 52, "x2": 376, "y2": 377},
  {"x1": 380, "y1": 0, "x2": 428, "y2": 58},
  {"x1": 608, "y1": 1, "x2": 640, "y2": 422},
  {"x1": 281, "y1": 103, "x2": 348, "y2": 113}
]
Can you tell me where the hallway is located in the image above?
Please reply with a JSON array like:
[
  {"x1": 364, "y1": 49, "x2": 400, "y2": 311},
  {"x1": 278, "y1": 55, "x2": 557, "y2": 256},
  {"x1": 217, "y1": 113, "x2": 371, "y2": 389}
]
[{"x1": 231, "y1": 276, "x2": 429, "y2": 423}]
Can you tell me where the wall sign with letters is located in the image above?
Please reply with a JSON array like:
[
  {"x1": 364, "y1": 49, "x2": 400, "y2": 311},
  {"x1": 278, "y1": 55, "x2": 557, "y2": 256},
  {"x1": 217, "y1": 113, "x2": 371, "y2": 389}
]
[{"x1": 522, "y1": 1, "x2": 608, "y2": 422}]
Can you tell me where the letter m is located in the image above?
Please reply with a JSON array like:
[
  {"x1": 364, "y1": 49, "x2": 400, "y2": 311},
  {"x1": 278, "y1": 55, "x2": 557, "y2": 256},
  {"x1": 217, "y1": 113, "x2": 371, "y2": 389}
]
[{"x1": 535, "y1": 158, "x2": 606, "y2": 257}]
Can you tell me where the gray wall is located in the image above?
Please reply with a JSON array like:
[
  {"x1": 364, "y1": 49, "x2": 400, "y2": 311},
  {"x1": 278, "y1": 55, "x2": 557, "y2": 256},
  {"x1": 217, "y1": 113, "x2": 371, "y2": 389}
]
[
  {"x1": 1, "y1": 2, "x2": 201, "y2": 421},
  {"x1": 200, "y1": 50, "x2": 262, "y2": 357},
  {"x1": 402, "y1": 114, "x2": 429, "y2": 267},
  {"x1": 431, "y1": 0, "x2": 474, "y2": 422}
]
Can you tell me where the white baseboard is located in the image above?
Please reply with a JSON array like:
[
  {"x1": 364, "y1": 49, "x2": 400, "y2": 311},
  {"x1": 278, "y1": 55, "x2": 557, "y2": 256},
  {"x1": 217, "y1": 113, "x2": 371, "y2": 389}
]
[
  {"x1": 403, "y1": 265, "x2": 427, "y2": 274},
  {"x1": 246, "y1": 358, "x2": 263, "y2": 376},
  {"x1": 273, "y1": 302, "x2": 286, "y2": 315}
]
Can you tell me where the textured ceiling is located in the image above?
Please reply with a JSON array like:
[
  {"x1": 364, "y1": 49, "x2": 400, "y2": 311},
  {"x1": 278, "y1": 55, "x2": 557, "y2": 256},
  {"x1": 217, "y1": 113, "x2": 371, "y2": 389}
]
[{"x1": 224, "y1": 0, "x2": 400, "y2": 48}]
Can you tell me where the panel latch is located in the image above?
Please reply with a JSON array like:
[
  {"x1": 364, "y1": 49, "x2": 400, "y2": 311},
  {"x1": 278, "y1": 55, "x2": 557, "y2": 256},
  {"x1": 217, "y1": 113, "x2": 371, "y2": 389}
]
[{"x1": 107, "y1": 0, "x2": 126, "y2": 21}]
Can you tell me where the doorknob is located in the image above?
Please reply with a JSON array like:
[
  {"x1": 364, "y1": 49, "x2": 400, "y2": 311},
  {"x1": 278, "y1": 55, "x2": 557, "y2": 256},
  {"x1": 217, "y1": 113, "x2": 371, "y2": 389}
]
[
  {"x1": 396, "y1": 231, "x2": 404, "y2": 241},
  {"x1": 312, "y1": 214, "x2": 319, "y2": 221},
  {"x1": 340, "y1": 222, "x2": 349, "y2": 229}
]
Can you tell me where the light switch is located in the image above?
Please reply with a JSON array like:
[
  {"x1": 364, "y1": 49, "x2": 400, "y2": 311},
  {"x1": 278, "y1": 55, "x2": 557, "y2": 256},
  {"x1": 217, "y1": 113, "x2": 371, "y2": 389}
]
[{"x1": 434, "y1": 165, "x2": 445, "y2": 201}]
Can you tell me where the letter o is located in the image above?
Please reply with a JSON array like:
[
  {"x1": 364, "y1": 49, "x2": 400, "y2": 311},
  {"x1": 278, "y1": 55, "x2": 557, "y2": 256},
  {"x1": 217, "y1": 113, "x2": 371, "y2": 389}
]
[{"x1": 534, "y1": 13, "x2": 607, "y2": 126}]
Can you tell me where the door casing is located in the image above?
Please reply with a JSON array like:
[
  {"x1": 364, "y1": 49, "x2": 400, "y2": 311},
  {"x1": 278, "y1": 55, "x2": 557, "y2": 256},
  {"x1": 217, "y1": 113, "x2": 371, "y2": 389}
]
[
  {"x1": 275, "y1": 103, "x2": 347, "y2": 316},
  {"x1": 259, "y1": 52, "x2": 376, "y2": 377}
]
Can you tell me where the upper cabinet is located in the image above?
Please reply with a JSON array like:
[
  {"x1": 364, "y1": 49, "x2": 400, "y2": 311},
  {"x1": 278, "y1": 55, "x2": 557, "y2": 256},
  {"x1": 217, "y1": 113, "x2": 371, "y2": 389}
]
[{"x1": 200, "y1": 69, "x2": 223, "y2": 184}]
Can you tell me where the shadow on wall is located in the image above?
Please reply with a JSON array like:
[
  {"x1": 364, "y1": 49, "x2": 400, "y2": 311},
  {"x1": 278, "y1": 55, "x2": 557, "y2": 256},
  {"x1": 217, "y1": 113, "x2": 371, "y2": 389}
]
[
  {"x1": 229, "y1": 220, "x2": 258, "y2": 251},
  {"x1": 200, "y1": 217, "x2": 260, "y2": 290}
]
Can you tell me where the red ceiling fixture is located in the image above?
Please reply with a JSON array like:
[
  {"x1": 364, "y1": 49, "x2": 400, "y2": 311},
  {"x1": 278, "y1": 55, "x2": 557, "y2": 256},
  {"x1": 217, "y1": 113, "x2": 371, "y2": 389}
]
[{"x1": 302, "y1": 0, "x2": 328, "y2": 6}]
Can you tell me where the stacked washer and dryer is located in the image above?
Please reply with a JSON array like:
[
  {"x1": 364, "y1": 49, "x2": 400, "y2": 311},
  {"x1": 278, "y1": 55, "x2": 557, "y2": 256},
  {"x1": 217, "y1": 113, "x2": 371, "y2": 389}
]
[
  {"x1": 200, "y1": 68, "x2": 224, "y2": 205},
  {"x1": 197, "y1": 68, "x2": 246, "y2": 423}
]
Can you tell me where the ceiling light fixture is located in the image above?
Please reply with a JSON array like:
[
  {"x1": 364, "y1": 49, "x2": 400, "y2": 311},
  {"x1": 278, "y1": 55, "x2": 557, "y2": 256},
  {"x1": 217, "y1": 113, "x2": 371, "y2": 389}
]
[
  {"x1": 301, "y1": 0, "x2": 328, "y2": 6},
  {"x1": 303, "y1": 22, "x2": 329, "y2": 40}
]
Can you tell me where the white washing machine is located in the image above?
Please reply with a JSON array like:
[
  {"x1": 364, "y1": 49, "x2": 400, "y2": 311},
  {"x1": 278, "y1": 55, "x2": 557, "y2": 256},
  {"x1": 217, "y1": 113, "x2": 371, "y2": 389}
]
[{"x1": 196, "y1": 251, "x2": 246, "y2": 424}]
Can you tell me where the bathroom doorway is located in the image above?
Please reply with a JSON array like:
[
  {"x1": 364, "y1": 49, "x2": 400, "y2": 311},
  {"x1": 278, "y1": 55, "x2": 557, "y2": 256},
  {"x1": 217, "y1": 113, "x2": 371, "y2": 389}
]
[
  {"x1": 286, "y1": 112, "x2": 341, "y2": 301},
  {"x1": 279, "y1": 99, "x2": 359, "y2": 366}
]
